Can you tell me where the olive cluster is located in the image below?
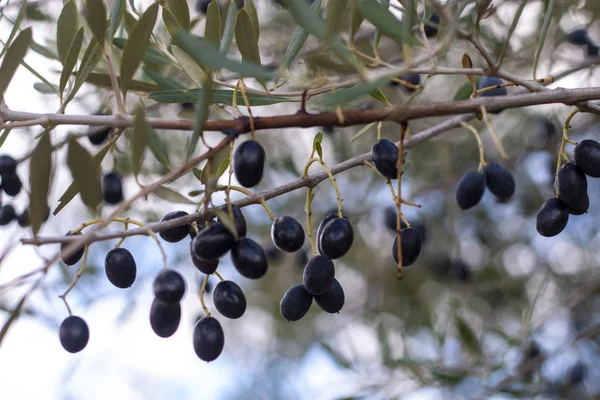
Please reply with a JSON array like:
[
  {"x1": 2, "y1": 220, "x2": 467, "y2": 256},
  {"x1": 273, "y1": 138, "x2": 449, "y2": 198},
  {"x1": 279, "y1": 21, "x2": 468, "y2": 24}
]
[
  {"x1": 0, "y1": 154, "x2": 31, "y2": 226},
  {"x1": 566, "y1": 28, "x2": 599, "y2": 57},
  {"x1": 455, "y1": 162, "x2": 516, "y2": 210},
  {"x1": 536, "y1": 140, "x2": 600, "y2": 237}
]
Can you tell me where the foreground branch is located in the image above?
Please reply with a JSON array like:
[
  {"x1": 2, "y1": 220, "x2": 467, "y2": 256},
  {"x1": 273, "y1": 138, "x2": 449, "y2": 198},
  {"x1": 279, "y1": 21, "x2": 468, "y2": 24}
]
[{"x1": 2, "y1": 86, "x2": 600, "y2": 133}]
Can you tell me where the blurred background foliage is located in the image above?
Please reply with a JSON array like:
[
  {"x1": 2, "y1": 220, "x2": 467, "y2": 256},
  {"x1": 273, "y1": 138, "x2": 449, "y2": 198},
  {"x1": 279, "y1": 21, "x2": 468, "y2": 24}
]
[{"x1": 1, "y1": 0, "x2": 600, "y2": 399}]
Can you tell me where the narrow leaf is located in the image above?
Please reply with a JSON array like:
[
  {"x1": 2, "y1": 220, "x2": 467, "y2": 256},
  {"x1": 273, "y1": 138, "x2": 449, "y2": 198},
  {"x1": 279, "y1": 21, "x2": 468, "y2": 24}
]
[
  {"x1": 162, "y1": 7, "x2": 184, "y2": 38},
  {"x1": 533, "y1": 0, "x2": 554, "y2": 79},
  {"x1": 172, "y1": 45, "x2": 208, "y2": 87},
  {"x1": 281, "y1": 0, "x2": 326, "y2": 39},
  {"x1": 83, "y1": 72, "x2": 161, "y2": 92},
  {"x1": 132, "y1": 107, "x2": 149, "y2": 177},
  {"x1": 149, "y1": 88, "x2": 293, "y2": 105},
  {"x1": 314, "y1": 131, "x2": 323, "y2": 144},
  {"x1": 56, "y1": 0, "x2": 79, "y2": 64},
  {"x1": 455, "y1": 316, "x2": 482, "y2": 356},
  {"x1": 152, "y1": 186, "x2": 195, "y2": 204},
  {"x1": 148, "y1": 127, "x2": 171, "y2": 168},
  {"x1": 0, "y1": 0, "x2": 28, "y2": 59},
  {"x1": 219, "y1": 0, "x2": 238, "y2": 53},
  {"x1": 0, "y1": 28, "x2": 32, "y2": 99},
  {"x1": 173, "y1": 31, "x2": 274, "y2": 79},
  {"x1": 84, "y1": 0, "x2": 107, "y2": 45},
  {"x1": 167, "y1": 0, "x2": 190, "y2": 30},
  {"x1": 29, "y1": 131, "x2": 52, "y2": 233},
  {"x1": 350, "y1": 0, "x2": 364, "y2": 42},
  {"x1": 216, "y1": 157, "x2": 229, "y2": 179},
  {"x1": 314, "y1": 141, "x2": 323, "y2": 160},
  {"x1": 461, "y1": 53, "x2": 474, "y2": 84},
  {"x1": 108, "y1": 0, "x2": 126, "y2": 41},
  {"x1": 244, "y1": 0, "x2": 260, "y2": 39},
  {"x1": 369, "y1": 88, "x2": 389, "y2": 104},
  {"x1": 235, "y1": 9, "x2": 261, "y2": 67},
  {"x1": 359, "y1": 0, "x2": 418, "y2": 45},
  {"x1": 144, "y1": 68, "x2": 186, "y2": 90},
  {"x1": 65, "y1": 37, "x2": 102, "y2": 106},
  {"x1": 113, "y1": 38, "x2": 171, "y2": 65},
  {"x1": 59, "y1": 27, "x2": 84, "y2": 96},
  {"x1": 67, "y1": 138, "x2": 101, "y2": 210},
  {"x1": 350, "y1": 121, "x2": 376, "y2": 143},
  {"x1": 192, "y1": 167, "x2": 203, "y2": 181},
  {"x1": 205, "y1": 0, "x2": 222, "y2": 46},
  {"x1": 187, "y1": 80, "x2": 212, "y2": 159},
  {"x1": 120, "y1": 3, "x2": 159, "y2": 95},
  {"x1": 326, "y1": 0, "x2": 349, "y2": 39},
  {"x1": 213, "y1": 207, "x2": 238, "y2": 239},
  {"x1": 318, "y1": 77, "x2": 390, "y2": 107}
]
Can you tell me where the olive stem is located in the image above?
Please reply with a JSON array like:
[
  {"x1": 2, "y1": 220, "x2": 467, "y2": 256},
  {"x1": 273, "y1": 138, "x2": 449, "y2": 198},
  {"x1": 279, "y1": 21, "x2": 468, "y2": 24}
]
[
  {"x1": 376, "y1": 121, "x2": 382, "y2": 140},
  {"x1": 303, "y1": 157, "x2": 344, "y2": 218},
  {"x1": 238, "y1": 79, "x2": 257, "y2": 141},
  {"x1": 226, "y1": 140, "x2": 235, "y2": 213},
  {"x1": 362, "y1": 161, "x2": 422, "y2": 208},
  {"x1": 472, "y1": 77, "x2": 554, "y2": 97},
  {"x1": 395, "y1": 123, "x2": 407, "y2": 280},
  {"x1": 554, "y1": 109, "x2": 580, "y2": 196},
  {"x1": 214, "y1": 271, "x2": 224, "y2": 281},
  {"x1": 61, "y1": 297, "x2": 73, "y2": 316},
  {"x1": 306, "y1": 187, "x2": 316, "y2": 257},
  {"x1": 460, "y1": 121, "x2": 487, "y2": 171},
  {"x1": 199, "y1": 274, "x2": 211, "y2": 317},
  {"x1": 115, "y1": 222, "x2": 129, "y2": 248},
  {"x1": 215, "y1": 185, "x2": 277, "y2": 221},
  {"x1": 59, "y1": 245, "x2": 89, "y2": 300},
  {"x1": 480, "y1": 105, "x2": 508, "y2": 159}
]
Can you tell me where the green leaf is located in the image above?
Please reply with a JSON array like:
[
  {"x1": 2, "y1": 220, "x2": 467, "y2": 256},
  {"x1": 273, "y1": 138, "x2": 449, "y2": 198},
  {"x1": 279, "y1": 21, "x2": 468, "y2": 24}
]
[
  {"x1": 0, "y1": 129, "x2": 11, "y2": 148},
  {"x1": 326, "y1": 0, "x2": 349, "y2": 39},
  {"x1": 149, "y1": 88, "x2": 294, "y2": 105},
  {"x1": 167, "y1": 0, "x2": 190, "y2": 30},
  {"x1": 314, "y1": 131, "x2": 323, "y2": 144},
  {"x1": 56, "y1": 0, "x2": 79, "y2": 64},
  {"x1": 112, "y1": 38, "x2": 171, "y2": 65},
  {"x1": 84, "y1": 0, "x2": 107, "y2": 45},
  {"x1": 358, "y1": 0, "x2": 418, "y2": 46},
  {"x1": 132, "y1": 107, "x2": 149, "y2": 177},
  {"x1": 0, "y1": 28, "x2": 32, "y2": 99},
  {"x1": 350, "y1": 121, "x2": 376, "y2": 143},
  {"x1": 281, "y1": 0, "x2": 326, "y2": 39},
  {"x1": 188, "y1": 189, "x2": 205, "y2": 197},
  {"x1": 192, "y1": 167, "x2": 203, "y2": 181},
  {"x1": 120, "y1": 3, "x2": 159, "y2": 95},
  {"x1": 0, "y1": 0, "x2": 28, "y2": 59},
  {"x1": 187, "y1": 80, "x2": 212, "y2": 159},
  {"x1": 28, "y1": 131, "x2": 52, "y2": 234},
  {"x1": 244, "y1": 0, "x2": 260, "y2": 39},
  {"x1": 172, "y1": 31, "x2": 275, "y2": 79},
  {"x1": 216, "y1": 157, "x2": 229, "y2": 179},
  {"x1": 67, "y1": 138, "x2": 101, "y2": 210},
  {"x1": 314, "y1": 141, "x2": 323, "y2": 160},
  {"x1": 431, "y1": 368, "x2": 467, "y2": 386},
  {"x1": 235, "y1": 9, "x2": 262, "y2": 67},
  {"x1": 205, "y1": 0, "x2": 222, "y2": 46},
  {"x1": 533, "y1": 0, "x2": 555, "y2": 79},
  {"x1": 213, "y1": 207, "x2": 238, "y2": 239},
  {"x1": 453, "y1": 78, "x2": 480, "y2": 101},
  {"x1": 108, "y1": 0, "x2": 126, "y2": 41},
  {"x1": 162, "y1": 7, "x2": 184, "y2": 38},
  {"x1": 350, "y1": 0, "x2": 364, "y2": 42},
  {"x1": 54, "y1": 143, "x2": 112, "y2": 215},
  {"x1": 152, "y1": 186, "x2": 195, "y2": 204},
  {"x1": 455, "y1": 315, "x2": 482, "y2": 356},
  {"x1": 144, "y1": 68, "x2": 186, "y2": 90},
  {"x1": 59, "y1": 27, "x2": 84, "y2": 96},
  {"x1": 65, "y1": 37, "x2": 102, "y2": 106},
  {"x1": 369, "y1": 88, "x2": 389, "y2": 104},
  {"x1": 318, "y1": 77, "x2": 390, "y2": 107},
  {"x1": 219, "y1": 0, "x2": 238, "y2": 53},
  {"x1": 148, "y1": 127, "x2": 171, "y2": 168},
  {"x1": 83, "y1": 72, "x2": 161, "y2": 92},
  {"x1": 34, "y1": 82, "x2": 59, "y2": 94},
  {"x1": 172, "y1": 45, "x2": 208, "y2": 87}
]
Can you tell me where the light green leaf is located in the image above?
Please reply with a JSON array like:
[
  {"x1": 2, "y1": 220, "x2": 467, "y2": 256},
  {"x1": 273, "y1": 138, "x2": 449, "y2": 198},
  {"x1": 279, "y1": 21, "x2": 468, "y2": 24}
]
[
  {"x1": 162, "y1": 7, "x2": 184, "y2": 38},
  {"x1": 216, "y1": 157, "x2": 229, "y2": 179},
  {"x1": 34, "y1": 82, "x2": 59, "y2": 94},
  {"x1": 205, "y1": 0, "x2": 222, "y2": 46},
  {"x1": 358, "y1": 0, "x2": 418, "y2": 45},
  {"x1": 369, "y1": 88, "x2": 389, "y2": 104},
  {"x1": 148, "y1": 127, "x2": 171, "y2": 168},
  {"x1": 281, "y1": 0, "x2": 326, "y2": 39},
  {"x1": 54, "y1": 143, "x2": 112, "y2": 215},
  {"x1": 144, "y1": 68, "x2": 186, "y2": 90},
  {"x1": 318, "y1": 77, "x2": 390, "y2": 107},
  {"x1": 57, "y1": 0, "x2": 79, "y2": 64},
  {"x1": 0, "y1": 130, "x2": 10, "y2": 148},
  {"x1": 132, "y1": 107, "x2": 149, "y2": 177},
  {"x1": 192, "y1": 167, "x2": 203, "y2": 181},
  {"x1": 314, "y1": 141, "x2": 323, "y2": 160},
  {"x1": 67, "y1": 138, "x2": 102, "y2": 210},
  {"x1": 314, "y1": 131, "x2": 323, "y2": 144},
  {"x1": 350, "y1": 121, "x2": 376, "y2": 143},
  {"x1": 326, "y1": 0, "x2": 349, "y2": 39},
  {"x1": 113, "y1": 38, "x2": 171, "y2": 65},
  {"x1": 235, "y1": 9, "x2": 261, "y2": 67},
  {"x1": 172, "y1": 45, "x2": 208, "y2": 87},
  {"x1": 350, "y1": 0, "x2": 364, "y2": 42},
  {"x1": 152, "y1": 186, "x2": 195, "y2": 204},
  {"x1": 83, "y1": 72, "x2": 161, "y2": 92},
  {"x1": 108, "y1": 0, "x2": 126, "y2": 41},
  {"x1": 188, "y1": 189, "x2": 205, "y2": 197},
  {"x1": 167, "y1": 0, "x2": 190, "y2": 30},
  {"x1": 149, "y1": 88, "x2": 294, "y2": 105},
  {"x1": 29, "y1": 131, "x2": 52, "y2": 234},
  {"x1": 59, "y1": 27, "x2": 84, "y2": 96},
  {"x1": 533, "y1": 0, "x2": 554, "y2": 79},
  {"x1": 172, "y1": 31, "x2": 275, "y2": 79},
  {"x1": 0, "y1": 28, "x2": 32, "y2": 99},
  {"x1": 65, "y1": 37, "x2": 102, "y2": 106},
  {"x1": 187, "y1": 79, "x2": 212, "y2": 159},
  {"x1": 453, "y1": 78, "x2": 480, "y2": 101},
  {"x1": 120, "y1": 3, "x2": 159, "y2": 95},
  {"x1": 84, "y1": 0, "x2": 107, "y2": 45},
  {"x1": 0, "y1": 0, "x2": 28, "y2": 59},
  {"x1": 219, "y1": 0, "x2": 238, "y2": 53},
  {"x1": 244, "y1": 0, "x2": 260, "y2": 39},
  {"x1": 213, "y1": 207, "x2": 238, "y2": 239}
]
